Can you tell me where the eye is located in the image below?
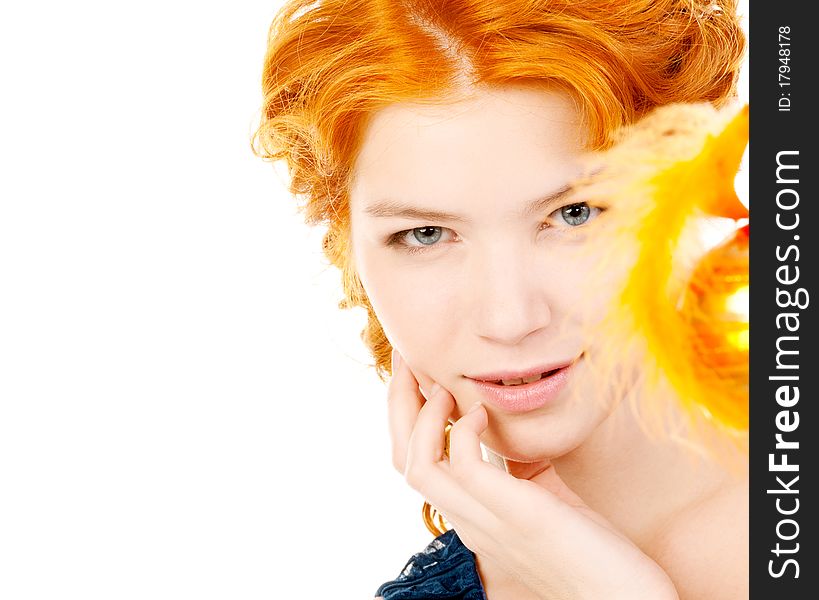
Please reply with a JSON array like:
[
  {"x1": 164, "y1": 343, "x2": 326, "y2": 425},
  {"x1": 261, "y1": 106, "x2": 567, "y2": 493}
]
[
  {"x1": 411, "y1": 226, "x2": 443, "y2": 245},
  {"x1": 386, "y1": 226, "x2": 457, "y2": 254},
  {"x1": 544, "y1": 201, "x2": 604, "y2": 229}
]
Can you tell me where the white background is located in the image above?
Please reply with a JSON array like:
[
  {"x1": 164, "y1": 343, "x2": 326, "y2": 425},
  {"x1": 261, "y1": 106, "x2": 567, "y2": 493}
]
[{"x1": 0, "y1": 2, "x2": 748, "y2": 598}]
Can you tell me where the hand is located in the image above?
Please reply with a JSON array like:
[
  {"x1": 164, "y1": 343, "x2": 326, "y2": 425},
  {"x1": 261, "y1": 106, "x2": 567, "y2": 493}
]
[{"x1": 387, "y1": 350, "x2": 679, "y2": 600}]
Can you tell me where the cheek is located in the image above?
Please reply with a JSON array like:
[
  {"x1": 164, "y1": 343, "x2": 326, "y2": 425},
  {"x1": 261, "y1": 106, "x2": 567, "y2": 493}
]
[
  {"x1": 537, "y1": 246, "x2": 607, "y2": 330},
  {"x1": 554, "y1": 242, "x2": 625, "y2": 324},
  {"x1": 354, "y1": 249, "x2": 459, "y2": 370}
]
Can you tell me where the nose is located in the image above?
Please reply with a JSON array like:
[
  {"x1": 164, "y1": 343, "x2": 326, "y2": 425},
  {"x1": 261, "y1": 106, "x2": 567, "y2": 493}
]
[{"x1": 468, "y1": 241, "x2": 552, "y2": 346}]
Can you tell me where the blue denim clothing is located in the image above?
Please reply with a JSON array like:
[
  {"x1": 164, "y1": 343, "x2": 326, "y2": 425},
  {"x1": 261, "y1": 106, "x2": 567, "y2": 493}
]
[{"x1": 375, "y1": 529, "x2": 487, "y2": 600}]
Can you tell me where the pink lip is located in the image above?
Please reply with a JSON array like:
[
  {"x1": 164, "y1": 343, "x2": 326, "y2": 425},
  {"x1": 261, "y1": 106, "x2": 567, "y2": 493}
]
[
  {"x1": 467, "y1": 358, "x2": 576, "y2": 383},
  {"x1": 467, "y1": 355, "x2": 582, "y2": 413}
]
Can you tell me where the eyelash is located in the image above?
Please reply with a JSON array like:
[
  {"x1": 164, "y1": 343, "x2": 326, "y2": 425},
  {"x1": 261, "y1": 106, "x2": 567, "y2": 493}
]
[{"x1": 385, "y1": 202, "x2": 607, "y2": 255}]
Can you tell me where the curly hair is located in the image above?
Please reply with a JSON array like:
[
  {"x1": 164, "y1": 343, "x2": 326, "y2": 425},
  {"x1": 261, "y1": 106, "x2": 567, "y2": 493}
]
[{"x1": 252, "y1": 0, "x2": 746, "y2": 381}]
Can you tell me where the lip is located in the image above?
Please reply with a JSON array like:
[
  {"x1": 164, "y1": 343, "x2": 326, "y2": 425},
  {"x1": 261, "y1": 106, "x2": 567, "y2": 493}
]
[
  {"x1": 466, "y1": 354, "x2": 582, "y2": 413},
  {"x1": 467, "y1": 356, "x2": 579, "y2": 383}
]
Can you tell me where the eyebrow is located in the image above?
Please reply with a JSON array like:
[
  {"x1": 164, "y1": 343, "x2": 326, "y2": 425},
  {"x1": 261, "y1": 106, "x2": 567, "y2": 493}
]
[{"x1": 363, "y1": 184, "x2": 575, "y2": 222}]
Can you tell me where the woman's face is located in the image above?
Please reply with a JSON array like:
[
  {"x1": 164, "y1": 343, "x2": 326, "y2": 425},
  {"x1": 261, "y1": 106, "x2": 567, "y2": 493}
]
[{"x1": 349, "y1": 86, "x2": 622, "y2": 462}]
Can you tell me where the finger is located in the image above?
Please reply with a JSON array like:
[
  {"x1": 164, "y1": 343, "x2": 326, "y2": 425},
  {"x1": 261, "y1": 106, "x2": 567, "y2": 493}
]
[
  {"x1": 447, "y1": 402, "x2": 515, "y2": 508},
  {"x1": 447, "y1": 401, "x2": 489, "y2": 474},
  {"x1": 446, "y1": 405, "x2": 578, "y2": 525},
  {"x1": 402, "y1": 386, "x2": 514, "y2": 557},
  {"x1": 404, "y1": 383, "x2": 455, "y2": 470},
  {"x1": 386, "y1": 349, "x2": 425, "y2": 474},
  {"x1": 403, "y1": 386, "x2": 502, "y2": 532},
  {"x1": 408, "y1": 459, "x2": 501, "y2": 547}
]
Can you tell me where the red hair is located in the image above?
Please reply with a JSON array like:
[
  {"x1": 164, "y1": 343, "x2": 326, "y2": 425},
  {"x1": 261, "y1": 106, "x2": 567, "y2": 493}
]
[{"x1": 252, "y1": 0, "x2": 746, "y2": 379}]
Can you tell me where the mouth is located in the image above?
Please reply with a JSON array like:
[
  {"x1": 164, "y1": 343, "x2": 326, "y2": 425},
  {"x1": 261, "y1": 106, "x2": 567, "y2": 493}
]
[
  {"x1": 465, "y1": 354, "x2": 584, "y2": 413},
  {"x1": 484, "y1": 367, "x2": 564, "y2": 386},
  {"x1": 467, "y1": 355, "x2": 581, "y2": 386}
]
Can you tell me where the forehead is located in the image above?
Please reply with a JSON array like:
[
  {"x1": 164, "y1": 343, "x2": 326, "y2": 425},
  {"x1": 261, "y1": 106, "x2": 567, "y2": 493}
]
[{"x1": 349, "y1": 86, "x2": 588, "y2": 212}]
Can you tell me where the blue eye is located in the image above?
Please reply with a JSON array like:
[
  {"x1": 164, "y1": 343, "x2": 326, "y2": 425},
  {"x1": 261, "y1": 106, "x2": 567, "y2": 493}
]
[
  {"x1": 548, "y1": 202, "x2": 603, "y2": 228},
  {"x1": 387, "y1": 226, "x2": 455, "y2": 254},
  {"x1": 412, "y1": 226, "x2": 443, "y2": 245},
  {"x1": 560, "y1": 203, "x2": 591, "y2": 226}
]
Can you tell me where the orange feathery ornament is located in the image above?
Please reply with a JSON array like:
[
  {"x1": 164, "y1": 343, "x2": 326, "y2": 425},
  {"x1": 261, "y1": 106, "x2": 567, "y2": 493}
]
[
  {"x1": 574, "y1": 103, "x2": 749, "y2": 432},
  {"x1": 679, "y1": 222, "x2": 748, "y2": 426}
]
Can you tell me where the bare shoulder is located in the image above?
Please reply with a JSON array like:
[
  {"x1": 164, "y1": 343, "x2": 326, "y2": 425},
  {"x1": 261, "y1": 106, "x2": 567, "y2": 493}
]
[{"x1": 649, "y1": 477, "x2": 749, "y2": 600}]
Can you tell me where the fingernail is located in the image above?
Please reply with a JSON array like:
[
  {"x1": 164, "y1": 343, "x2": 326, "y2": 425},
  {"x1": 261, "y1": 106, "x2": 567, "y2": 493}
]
[
  {"x1": 428, "y1": 383, "x2": 441, "y2": 398},
  {"x1": 468, "y1": 401, "x2": 483, "y2": 413},
  {"x1": 391, "y1": 348, "x2": 401, "y2": 372}
]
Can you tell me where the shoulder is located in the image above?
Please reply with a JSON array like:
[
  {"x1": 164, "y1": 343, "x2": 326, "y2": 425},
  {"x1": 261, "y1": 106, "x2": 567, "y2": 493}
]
[
  {"x1": 650, "y1": 477, "x2": 748, "y2": 600},
  {"x1": 373, "y1": 529, "x2": 486, "y2": 600}
]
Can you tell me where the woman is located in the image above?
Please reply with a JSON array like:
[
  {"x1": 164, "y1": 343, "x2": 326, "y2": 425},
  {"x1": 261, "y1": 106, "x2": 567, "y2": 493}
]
[{"x1": 253, "y1": 1, "x2": 748, "y2": 598}]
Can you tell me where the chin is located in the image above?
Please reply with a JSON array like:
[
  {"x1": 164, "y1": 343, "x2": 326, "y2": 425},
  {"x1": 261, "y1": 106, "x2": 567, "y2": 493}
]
[{"x1": 479, "y1": 416, "x2": 591, "y2": 463}]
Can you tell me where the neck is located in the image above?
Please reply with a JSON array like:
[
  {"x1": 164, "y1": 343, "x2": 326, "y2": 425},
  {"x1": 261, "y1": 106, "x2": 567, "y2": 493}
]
[{"x1": 547, "y1": 393, "x2": 747, "y2": 548}]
